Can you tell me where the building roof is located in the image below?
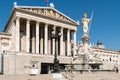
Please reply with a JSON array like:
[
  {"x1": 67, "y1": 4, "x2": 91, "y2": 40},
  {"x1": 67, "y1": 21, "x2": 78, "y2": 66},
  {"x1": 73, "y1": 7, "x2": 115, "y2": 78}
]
[
  {"x1": 92, "y1": 46, "x2": 120, "y2": 53},
  {"x1": 0, "y1": 32, "x2": 11, "y2": 36},
  {"x1": 3, "y1": 3, "x2": 79, "y2": 32}
]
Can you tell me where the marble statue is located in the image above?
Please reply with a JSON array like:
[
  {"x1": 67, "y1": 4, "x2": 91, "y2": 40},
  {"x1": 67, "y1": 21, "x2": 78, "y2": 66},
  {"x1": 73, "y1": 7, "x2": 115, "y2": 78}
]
[{"x1": 82, "y1": 12, "x2": 90, "y2": 35}]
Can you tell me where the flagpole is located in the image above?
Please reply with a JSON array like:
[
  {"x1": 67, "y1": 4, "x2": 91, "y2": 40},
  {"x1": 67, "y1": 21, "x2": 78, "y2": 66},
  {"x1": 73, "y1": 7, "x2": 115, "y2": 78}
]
[
  {"x1": 45, "y1": 0, "x2": 49, "y2": 7},
  {"x1": 46, "y1": 2, "x2": 48, "y2": 7}
]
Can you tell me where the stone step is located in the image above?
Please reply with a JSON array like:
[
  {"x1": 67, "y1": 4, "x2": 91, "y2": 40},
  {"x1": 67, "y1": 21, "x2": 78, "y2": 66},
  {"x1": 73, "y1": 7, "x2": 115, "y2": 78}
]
[{"x1": 0, "y1": 72, "x2": 119, "y2": 80}]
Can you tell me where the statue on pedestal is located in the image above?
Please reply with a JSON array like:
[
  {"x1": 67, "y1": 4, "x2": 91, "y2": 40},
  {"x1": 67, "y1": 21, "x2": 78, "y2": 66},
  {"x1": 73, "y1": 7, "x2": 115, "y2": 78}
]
[
  {"x1": 82, "y1": 12, "x2": 90, "y2": 35},
  {"x1": 81, "y1": 12, "x2": 91, "y2": 52}
]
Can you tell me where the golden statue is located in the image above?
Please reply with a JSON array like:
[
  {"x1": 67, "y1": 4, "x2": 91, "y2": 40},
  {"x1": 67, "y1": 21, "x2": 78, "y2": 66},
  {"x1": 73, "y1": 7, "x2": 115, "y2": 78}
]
[{"x1": 82, "y1": 12, "x2": 90, "y2": 35}]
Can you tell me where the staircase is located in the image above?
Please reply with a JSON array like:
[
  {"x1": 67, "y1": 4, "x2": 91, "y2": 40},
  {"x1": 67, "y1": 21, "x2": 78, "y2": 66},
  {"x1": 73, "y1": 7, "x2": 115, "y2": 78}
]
[{"x1": 0, "y1": 72, "x2": 119, "y2": 80}]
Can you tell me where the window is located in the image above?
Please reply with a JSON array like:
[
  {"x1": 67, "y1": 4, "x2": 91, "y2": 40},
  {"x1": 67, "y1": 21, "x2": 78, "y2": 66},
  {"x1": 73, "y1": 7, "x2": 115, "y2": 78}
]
[
  {"x1": 110, "y1": 58, "x2": 111, "y2": 61},
  {"x1": 106, "y1": 55, "x2": 108, "y2": 57},
  {"x1": 103, "y1": 59, "x2": 104, "y2": 61},
  {"x1": 2, "y1": 44, "x2": 7, "y2": 53}
]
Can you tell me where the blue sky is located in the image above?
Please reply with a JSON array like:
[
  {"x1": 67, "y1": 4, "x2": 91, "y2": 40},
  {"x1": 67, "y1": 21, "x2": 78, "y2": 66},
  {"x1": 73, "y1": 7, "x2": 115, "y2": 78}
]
[{"x1": 0, "y1": 0, "x2": 120, "y2": 50}]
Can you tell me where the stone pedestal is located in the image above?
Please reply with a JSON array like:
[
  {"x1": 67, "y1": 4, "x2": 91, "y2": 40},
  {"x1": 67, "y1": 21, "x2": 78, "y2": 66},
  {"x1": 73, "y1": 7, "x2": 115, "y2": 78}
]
[
  {"x1": 31, "y1": 68, "x2": 38, "y2": 75},
  {"x1": 82, "y1": 34, "x2": 89, "y2": 45},
  {"x1": 82, "y1": 34, "x2": 89, "y2": 53}
]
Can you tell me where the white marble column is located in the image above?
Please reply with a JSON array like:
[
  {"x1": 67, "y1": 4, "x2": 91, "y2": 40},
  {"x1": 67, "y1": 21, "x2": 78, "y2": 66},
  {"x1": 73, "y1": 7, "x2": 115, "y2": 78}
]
[
  {"x1": 52, "y1": 26, "x2": 56, "y2": 55},
  {"x1": 67, "y1": 29, "x2": 70, "y2": 56},
  {"x1": 16, "y1": 17, "x2": 20, "y2": 51},
  {"x1": 26, "y1": 19, "x2": 30, "y2": 53},
  {"x1": 60, "y1": 27, "x2": 63, "y2": 56},
  {"x1": 32, "y1": 27, "x2": 35, "y2": 53},
  {"x1": 44, "y1": 24, "x2": 48, "y2": 54},
  {"x1": 73, "y1": 31, "x2": 76, "y2": 56},
  {"x1": 0, "y1": 38, "x2": 1, "y2": 53},
  {"x1": 40, "y1": 27, "x2": 43, "y2": 54},
  {"x1": 36, "y1": 22, "x2": 39, "y2": 54},
  {"x1": 48, "y1": 28, "x2": 51, "y2": 55}
]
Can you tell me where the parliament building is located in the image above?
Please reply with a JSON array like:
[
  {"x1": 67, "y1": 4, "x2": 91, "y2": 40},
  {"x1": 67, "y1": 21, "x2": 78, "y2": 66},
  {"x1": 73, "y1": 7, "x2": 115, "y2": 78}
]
[{"x1": 0, "y1": 2, "x2": 120, "y2": 75}]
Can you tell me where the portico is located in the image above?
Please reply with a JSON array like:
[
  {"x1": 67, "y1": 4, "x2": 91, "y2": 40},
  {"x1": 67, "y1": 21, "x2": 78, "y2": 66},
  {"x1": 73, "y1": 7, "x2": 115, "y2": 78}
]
[
  {"x1": 1, "y1": 2, "x2": 79, "y2": 74},
  {"x1": 11, "y1": 2, "x2": 78, "y2": 57},
  {"x1": 0, "y1": 2, "x2": 120, "y2": 75},
  {"x1": 15, "y1": 17, "x2": 77, "y2": 56}
]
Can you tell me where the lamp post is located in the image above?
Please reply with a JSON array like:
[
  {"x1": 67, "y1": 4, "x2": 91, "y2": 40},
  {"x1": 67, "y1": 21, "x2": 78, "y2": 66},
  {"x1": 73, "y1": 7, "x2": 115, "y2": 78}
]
[{"x1": 51, "y1": 30, "x2": 62, "y2": 73}]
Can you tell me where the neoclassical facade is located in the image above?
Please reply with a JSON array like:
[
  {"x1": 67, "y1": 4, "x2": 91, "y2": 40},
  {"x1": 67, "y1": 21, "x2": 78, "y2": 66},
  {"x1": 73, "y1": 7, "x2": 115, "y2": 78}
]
[
  {"x1": 76, "y1": 41, "x2": 120, "y2": 70},
  {"x1": 4, "y1": 3, "x2": 78, "y2": 56},
  {"x1": 93, "y1": 44, "x2": 120, "y2": 70},
  {"x1": 0, "y1": 2, "x2": 120, "y2": 75},
  {"x1": 0, "y1": 3, "x2": 79, "y2": 74}
]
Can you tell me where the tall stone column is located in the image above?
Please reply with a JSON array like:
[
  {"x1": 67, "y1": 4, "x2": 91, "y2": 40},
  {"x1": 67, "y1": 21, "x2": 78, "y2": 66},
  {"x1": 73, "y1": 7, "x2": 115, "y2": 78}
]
[
  {"x1": 44, "y1": 24, "x2": 48, "y2": 54},
  {"x1": 32, "y1": 27, "x2": 35, "y2": 53},
  {"x1": 82, "y1": 12, "x2": 90, "y2": 52},
  {"x1": 52, "y1": 26, "x2": 56, "y2": 55},
  {"x1": 67, "y1": 29, "x2": 70, "y2": 56},
  {"x1": 36, "y1": 22, "x2": 39, "y2": 54},
  {"x1": 40, "y1": 27, "x2": 43, "y2": 54},
  {"x1": 73, "y1": 31, "x2": 76, "y2": 56},
  {"x1": 0, "y1": 38, "x2": 1, "y2": 53},
  {"x1": 16, "y1": 17, "x2": 20, "y2": 51},
  {"x1": 60, "y1": 27, "x2": 63, "y2": 56},
  {"x1": 48, "y1": 28, "x2": 51, "y2": 55},
  {"x1": 26, "y1": 19, "x2": 30, "y2": 53}
]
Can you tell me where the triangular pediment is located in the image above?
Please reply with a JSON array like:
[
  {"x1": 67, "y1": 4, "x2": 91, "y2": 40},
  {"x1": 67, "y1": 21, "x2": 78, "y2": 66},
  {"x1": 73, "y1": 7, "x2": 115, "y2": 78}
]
[{"x1": 16, "y1": 6, "x2": 78, "y2": 25}]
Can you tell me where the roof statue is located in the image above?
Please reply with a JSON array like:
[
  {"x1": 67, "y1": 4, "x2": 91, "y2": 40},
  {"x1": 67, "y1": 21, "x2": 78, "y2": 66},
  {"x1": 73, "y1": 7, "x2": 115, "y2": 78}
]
[
  {"x1": 14, "y1": 2, "x2": 17, "y2": 7},
  {"x1": 50, "y1": 3, "x2": 54, "y2": 8}
]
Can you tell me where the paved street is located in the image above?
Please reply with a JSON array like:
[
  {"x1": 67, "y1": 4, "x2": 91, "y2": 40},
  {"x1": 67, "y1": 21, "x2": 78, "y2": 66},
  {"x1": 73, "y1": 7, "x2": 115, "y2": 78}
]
[
  {"x1": 0, "y1": 72, "x2": 120, "y2": 80},
  {"x1": 73, "y1": 72, "x2": 120, "y2": 80}
]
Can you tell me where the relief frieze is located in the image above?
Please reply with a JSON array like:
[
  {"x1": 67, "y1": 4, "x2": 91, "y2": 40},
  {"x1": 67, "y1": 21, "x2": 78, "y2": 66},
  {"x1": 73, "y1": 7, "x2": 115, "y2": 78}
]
[{"x1": 20, "y1": 8, "x2": 76, "y2": 24}]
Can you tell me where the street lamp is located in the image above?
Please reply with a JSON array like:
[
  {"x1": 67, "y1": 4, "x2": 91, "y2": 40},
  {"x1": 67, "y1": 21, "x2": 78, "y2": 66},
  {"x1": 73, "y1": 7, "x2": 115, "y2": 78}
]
[{"x1": 51, "y1": 29, "x2": 62, "y2": 73}]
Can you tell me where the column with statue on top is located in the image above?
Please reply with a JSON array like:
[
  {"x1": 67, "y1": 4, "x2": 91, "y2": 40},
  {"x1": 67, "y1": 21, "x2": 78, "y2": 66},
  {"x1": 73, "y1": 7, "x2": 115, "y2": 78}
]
[
  {"x1": 81, "y1": 12, "x2": 103, "y2": 71},
  {"x1": 81, "y1": 12, "x2": 91, "y2": 53}
]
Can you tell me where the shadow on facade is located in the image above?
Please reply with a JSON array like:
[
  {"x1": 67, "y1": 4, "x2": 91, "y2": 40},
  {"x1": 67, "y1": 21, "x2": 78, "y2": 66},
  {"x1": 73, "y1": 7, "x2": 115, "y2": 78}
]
[{"x1": 40, "y1": 63, "x2": 66, "y2": 74}]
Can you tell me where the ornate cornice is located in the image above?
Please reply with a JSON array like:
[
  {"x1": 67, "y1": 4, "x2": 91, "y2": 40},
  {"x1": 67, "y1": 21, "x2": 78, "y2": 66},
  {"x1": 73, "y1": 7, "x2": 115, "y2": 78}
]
[
  {"x1": 0, "y1": 32, "x2": 11, "y2": 36},
  {"x1": 16, "y1": 6, "x2": 78, "y2": 26}
]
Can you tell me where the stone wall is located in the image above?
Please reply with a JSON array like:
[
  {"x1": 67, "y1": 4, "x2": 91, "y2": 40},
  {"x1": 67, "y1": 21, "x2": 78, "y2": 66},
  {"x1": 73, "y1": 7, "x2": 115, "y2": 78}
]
[{"x1": 3, "y1": 53, "x2": 71, "y2": 75}]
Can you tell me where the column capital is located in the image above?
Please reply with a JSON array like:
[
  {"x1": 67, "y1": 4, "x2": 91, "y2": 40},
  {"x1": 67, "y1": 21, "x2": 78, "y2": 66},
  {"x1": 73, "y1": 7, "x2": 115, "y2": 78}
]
[
  {"x1": 60, "y1": 27, "x2": 63, "y2": 29},
  {"x1": 26, "y1": 19, "x2": 31, "y2": 22},
  {"x1": 53, "y1": 25, "x2": 57, "y2": 27},
  {"x1": 16, "y1": 16, "x2": 20, "y2": 19},
  {"x1": 74, "y1": 29, "x2": 77, "y2": 32},
  {"x1": 36, "y1": 21, "x2": 40, "y2": 24},
  {"x1": 45, "y1": 23, "x2": 48, "y2": 27},
  {"x1": 67, "y1": 29, "x2": 71, "y2": 31},
  {"x1": 36, "y1": 21, "x2": 39, "y2": 26}
]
